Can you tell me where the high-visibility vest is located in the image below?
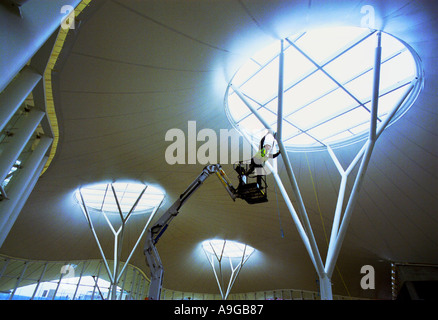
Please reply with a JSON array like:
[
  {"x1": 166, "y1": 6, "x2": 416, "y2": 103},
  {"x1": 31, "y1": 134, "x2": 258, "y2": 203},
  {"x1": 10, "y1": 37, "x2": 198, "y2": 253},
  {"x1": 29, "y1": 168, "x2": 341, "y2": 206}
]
[{"x1": 254, "y1": 148, "x2": 268, "y2": 163}]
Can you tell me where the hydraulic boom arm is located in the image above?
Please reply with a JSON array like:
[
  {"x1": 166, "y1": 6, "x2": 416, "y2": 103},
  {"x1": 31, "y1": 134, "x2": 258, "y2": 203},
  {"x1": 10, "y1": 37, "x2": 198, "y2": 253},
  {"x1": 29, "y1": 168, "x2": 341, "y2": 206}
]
[{"x1": 144, "y1": 164, "x2": 236, "y2": 300}]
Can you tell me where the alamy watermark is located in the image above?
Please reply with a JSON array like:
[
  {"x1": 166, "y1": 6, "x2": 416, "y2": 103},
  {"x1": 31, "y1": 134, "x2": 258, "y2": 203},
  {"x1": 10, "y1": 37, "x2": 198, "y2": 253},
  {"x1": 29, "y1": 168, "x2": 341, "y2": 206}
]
[
  {"x1": 60, "y1": 264, "x2": 76, "y2": 278},
  {"x1": 165, "y1": 121, "x2": 252, "y2": 165},
  {"x1": 60, "y1": 5, "x2": 76, "y2": 30},
  {"x1": 60, "y1": 3, "x2": 376, "y2": 31},
  {"x1": 360, "y1": 4, "x2": 376, "y2": 29},
  {"x1": 360, "y1": 265, "x2": 375, "y2": 290},
  {"x1": 164, "y1": 121, "x2": 277, "y2": 174}
]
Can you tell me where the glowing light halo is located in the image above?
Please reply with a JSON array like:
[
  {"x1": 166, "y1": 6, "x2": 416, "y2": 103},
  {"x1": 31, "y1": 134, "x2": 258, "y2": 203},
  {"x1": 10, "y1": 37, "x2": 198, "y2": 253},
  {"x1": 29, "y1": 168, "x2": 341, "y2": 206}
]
[
  {"x1": 225, "y1": 26, "x2": 422, "y2": 152},
  {"x1": 202, "y1": 239, "x2": 255, "y2": 259},
  {"x1": 75, "y1": 181, "x2": 165, "y2": 215}
]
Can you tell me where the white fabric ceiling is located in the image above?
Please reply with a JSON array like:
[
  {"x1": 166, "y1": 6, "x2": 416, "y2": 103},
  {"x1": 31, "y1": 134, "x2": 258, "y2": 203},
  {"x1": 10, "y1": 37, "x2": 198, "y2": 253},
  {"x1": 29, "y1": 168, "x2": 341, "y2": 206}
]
[{"x1": 1, "y1": 0, "x2": 437, "y2": 299}]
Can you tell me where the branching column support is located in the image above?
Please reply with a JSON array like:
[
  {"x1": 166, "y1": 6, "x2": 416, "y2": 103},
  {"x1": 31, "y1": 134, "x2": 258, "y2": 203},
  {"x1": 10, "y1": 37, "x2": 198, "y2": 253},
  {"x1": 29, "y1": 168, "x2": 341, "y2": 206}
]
[
  {"x1": 325, "y1": 32, "x2": 381, "y2": 278},
  {"x1": 78, "y1": 185, "x2": 162, "y2": 300},
  {"x1": 202, "y1": 241, "x2": 254, "y2": 300},
  {"x1": 232, "y1": 32, "x2": 418, "y2": 299}
]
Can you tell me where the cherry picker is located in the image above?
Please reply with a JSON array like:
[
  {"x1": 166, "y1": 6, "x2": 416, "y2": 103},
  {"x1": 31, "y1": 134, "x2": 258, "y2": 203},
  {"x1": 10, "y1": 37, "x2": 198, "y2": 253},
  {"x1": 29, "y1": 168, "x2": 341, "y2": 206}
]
[{"x1": 144, "y1": 163, "x2": 268, "y2": 300}]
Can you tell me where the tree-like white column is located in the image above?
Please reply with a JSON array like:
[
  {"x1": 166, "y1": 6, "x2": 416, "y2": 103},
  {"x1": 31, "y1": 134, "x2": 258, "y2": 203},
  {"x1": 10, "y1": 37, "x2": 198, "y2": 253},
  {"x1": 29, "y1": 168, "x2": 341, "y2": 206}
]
[
  {"x1": 77, "y1": 182, "x2": 164, "y2": 299},
  {"x1": 202, "y1": 239, "x2": 254, "y2": 300}
]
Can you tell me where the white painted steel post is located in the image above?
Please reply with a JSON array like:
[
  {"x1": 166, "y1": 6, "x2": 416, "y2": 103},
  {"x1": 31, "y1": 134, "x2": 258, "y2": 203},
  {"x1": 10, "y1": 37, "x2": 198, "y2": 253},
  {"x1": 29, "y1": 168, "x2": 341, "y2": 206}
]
[
  {"x1": 0, "y1": 67, "x2": 42, "y2": 132},
  {"x1": 325, "y1": 32, "x2": 382, "y2": 278},
  {"x1": 31, "y1": 261, "x2": 48, "y2": 300},
  {"x1": 325, "y1": 80, "x2": 416, "y2": 278},
  {"x1": 0, "y1": 108, "x2": 45, "y2": 185},
  {"x1": 275, "y1": 137, "x2": 326, "y2": 278},
  {"x1": 0, "y1": 136, "x2": 52, "y2": 247},
  {"x1": 78, "y1": 191, "x2": 114, "y2": 284},
  {"x1": 277, "y1": 41, "x2": 332, "y2": 296},
  {"x1": 119, "y1": 266, "x2": 128, "y2": 300},
  {"x1": 240, "y1": 131, "x2": 320, "y2": 275},
  {"x1": 117, "y1": 199, "x2": 162, "y2": 282},
  {"x1": 319, "y1": 275, "x2": 333, "y2": 300},
  {"x1": 0, "y1": 0, "x2": 81, "y2": 92},
  {"x1": 91, "y1": 262, "x2": 102, "y2": 300},
  {"x1": 72, "y1": 262, "x2": 87, "y2": 300},
  {"x1": 277, "y1": 39, "x2": 285, "y2": 141},
  {"x1": 234, "y1": 85, "x2": 327, "y2": 287},
  {"x1": 8, "y1": 261, "x2": 29, "y2": 300},
  {"x1": 79, "y1": 184, "x2": 161, "y2": 300},
  {"x1": 370, "y1": 32, "x2": 382, "y2": 141}
]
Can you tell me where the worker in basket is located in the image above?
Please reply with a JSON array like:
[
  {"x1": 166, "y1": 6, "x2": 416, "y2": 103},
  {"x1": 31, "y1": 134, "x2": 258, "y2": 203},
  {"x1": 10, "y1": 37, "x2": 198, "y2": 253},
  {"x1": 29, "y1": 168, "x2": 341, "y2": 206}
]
[{"x1": 245, "y1": 134, "x2": 281, "y2": 186}]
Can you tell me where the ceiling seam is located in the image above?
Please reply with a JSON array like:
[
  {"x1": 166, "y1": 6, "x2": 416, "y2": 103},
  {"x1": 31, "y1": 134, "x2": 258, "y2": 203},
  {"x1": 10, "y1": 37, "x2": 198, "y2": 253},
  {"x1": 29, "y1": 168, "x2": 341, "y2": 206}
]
[
  {"x1": 236, "y1": 0, "x2": 278, "y2": 39},
  {"x1": 111, "y1": 0, "x2": 230, "y2": 53},
  {"x1": 70, "y1": 51, "x2": 214, "y2": 73}
]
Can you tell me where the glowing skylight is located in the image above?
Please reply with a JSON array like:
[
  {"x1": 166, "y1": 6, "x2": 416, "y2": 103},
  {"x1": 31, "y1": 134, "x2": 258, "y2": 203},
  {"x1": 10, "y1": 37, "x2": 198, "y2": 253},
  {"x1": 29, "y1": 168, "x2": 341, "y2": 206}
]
[
  {"x1": 225, "y1": 27, "x2": 422, "y2": 151},
  {"x1": 75, "y1": 182, "x2": 165, "y2": 215},
  {"x1": 202, "y1": 239, "x2": 255, "y2": 259}
]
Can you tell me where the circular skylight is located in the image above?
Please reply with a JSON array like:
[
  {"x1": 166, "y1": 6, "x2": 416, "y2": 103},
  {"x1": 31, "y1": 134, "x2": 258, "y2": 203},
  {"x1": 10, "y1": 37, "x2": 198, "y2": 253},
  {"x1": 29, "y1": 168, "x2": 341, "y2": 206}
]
[
  {"x1": 202, "y1": 239, "x2": 255, "y2": 259},
  {"x1": 75, "y1": 182, "x2": 165, "y2": 215},
  {"x1": 225, "y1": 27, "x2": 423, "y2": 151}
]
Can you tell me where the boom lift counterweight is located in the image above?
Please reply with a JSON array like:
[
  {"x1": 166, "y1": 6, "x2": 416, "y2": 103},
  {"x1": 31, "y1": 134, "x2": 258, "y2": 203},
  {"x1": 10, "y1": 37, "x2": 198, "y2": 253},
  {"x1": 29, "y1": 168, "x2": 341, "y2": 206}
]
[{"x1": 144, "y1": 163, "x2": 267, "y2": 300}]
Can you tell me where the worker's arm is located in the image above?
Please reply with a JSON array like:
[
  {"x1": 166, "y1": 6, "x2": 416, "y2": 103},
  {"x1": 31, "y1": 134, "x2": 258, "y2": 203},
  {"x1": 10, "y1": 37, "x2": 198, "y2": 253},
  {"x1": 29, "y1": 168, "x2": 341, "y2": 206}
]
[
  {"x1": 271, "y1": 132, "x2": 280, "y2": 158},
  {"x1": 259, "y1": 135, "x2": 266, "y2": 150},
  {"x1": 271, "y1": 151, "x2": 280, "y2": 158}
]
